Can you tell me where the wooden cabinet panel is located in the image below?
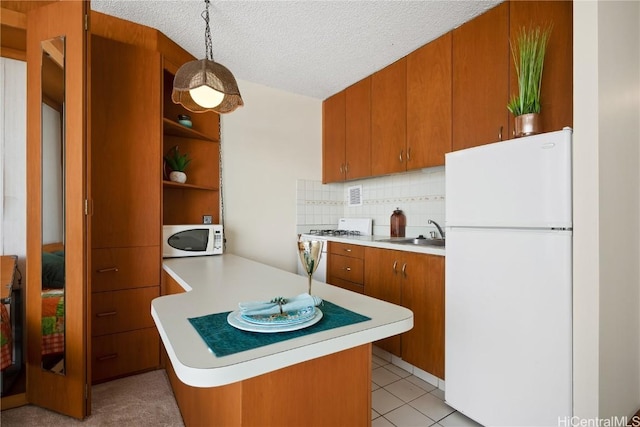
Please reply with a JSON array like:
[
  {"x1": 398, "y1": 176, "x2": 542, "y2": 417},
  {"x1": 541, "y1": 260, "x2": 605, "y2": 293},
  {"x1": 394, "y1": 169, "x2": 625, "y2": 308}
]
[
  {"x1": 509, "y1": 0, "x2": 573, "y2": 137},
  {"x1": 328, "y1": 254, "x2": 364, "y2": 284},
  {"x1": 345, "y1": 77, "x2": 371, "y2": 180},
  {"x1": 407, "y1": 32, "x2": 452, "y2": 168},
  {"x1": 453, "y1": 2, "x2": 510, "y2": 150},
  {"x1": 92, "y1": 246, "x2": 160, "y2": 292},
  {"x1": 91, "y1": 287, "x2": 159, "y2": 337},
  {"x1": 91, "y1": 35, "x2": 161, "y2": 249},
  {"x1": 92, "y1": 328, "x2": 160, "y2": 383},
  {"x1": 401, "y1": 253, "x2": 445, "y2": 379},
  {"x1": 371, "y1": 58, "x2": 407, "y2": 175},
  {"x1": 364, "y1": 247, "x2": 402, "y2": 356},
  {"x1": 329, "y1": 242, "x2": 365, "y2": 258},
  {"x1": 322, "y1": 91, "x2": 346, "y2": 183}
]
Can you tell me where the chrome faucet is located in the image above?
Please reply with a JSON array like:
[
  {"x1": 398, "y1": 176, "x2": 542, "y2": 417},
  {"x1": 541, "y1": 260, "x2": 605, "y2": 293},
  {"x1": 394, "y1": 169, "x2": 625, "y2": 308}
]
[{"x1": 428, "y1": 219, "x2": 445, "y2": 239}]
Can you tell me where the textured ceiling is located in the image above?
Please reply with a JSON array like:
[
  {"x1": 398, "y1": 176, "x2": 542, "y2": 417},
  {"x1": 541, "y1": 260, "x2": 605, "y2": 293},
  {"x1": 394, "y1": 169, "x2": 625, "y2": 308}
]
[{"x1": 91, "y1": 0, "x2": 502, "y2": 100}]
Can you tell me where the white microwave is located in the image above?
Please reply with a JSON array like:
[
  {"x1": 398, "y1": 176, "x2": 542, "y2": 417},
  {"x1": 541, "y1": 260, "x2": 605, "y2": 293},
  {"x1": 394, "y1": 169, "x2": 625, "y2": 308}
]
[{"x1": 163, "y1": 224, "x2": 223, "y2": 258}]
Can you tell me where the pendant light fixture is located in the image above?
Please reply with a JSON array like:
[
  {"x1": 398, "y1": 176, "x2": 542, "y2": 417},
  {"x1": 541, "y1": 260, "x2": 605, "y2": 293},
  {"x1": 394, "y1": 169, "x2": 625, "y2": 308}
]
[{"x1": 172, "y1": 0, "x2": 243, "y2": 114}]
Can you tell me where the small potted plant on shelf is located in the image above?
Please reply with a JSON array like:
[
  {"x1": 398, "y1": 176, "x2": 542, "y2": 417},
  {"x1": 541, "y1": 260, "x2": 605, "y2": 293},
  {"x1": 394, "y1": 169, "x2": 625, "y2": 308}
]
[
  {"x1": 507, "y1": 23, "x2": 552, "y2": 137},
  {"x1": 164, "y1": 145, "x2": 191, "y2": 184}
]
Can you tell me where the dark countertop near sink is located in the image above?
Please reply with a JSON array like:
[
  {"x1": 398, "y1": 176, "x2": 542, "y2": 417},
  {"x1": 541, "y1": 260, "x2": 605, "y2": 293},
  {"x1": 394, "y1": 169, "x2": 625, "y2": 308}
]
[{"x1": 300, "y1": 234, "x2": 445, "y2": 257}]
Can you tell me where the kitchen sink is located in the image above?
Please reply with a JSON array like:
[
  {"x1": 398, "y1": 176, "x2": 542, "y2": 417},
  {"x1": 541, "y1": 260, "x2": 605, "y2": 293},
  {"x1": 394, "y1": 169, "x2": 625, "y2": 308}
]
[{"x1": 376, "y1": 236, "x2": 445, "y2": 247}]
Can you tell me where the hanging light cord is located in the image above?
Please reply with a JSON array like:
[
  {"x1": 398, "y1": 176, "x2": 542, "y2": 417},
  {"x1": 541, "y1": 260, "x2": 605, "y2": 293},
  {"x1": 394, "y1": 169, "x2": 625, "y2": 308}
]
[{"x1": 202, "y1": 0, "x2": 214, "y2": 61}]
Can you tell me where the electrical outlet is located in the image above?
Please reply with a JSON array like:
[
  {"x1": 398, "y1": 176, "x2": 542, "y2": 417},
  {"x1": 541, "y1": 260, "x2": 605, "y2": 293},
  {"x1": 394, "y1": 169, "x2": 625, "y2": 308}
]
[{"x1": 203, "y1": 215, "x2": 213, "y2": 224}]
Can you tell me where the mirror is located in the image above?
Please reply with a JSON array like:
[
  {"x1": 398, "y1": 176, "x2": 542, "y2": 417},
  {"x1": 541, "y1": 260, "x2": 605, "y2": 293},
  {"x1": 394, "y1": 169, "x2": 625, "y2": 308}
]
[{"x1": 40, "y1": 36, "x2": 65, "y2": 373}]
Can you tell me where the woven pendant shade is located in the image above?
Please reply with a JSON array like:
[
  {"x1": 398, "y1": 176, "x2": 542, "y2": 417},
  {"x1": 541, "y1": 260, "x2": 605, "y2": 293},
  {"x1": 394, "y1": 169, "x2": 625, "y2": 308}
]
[{"x1": 172, "y1": 59, "x2": 243, "y2": 114}]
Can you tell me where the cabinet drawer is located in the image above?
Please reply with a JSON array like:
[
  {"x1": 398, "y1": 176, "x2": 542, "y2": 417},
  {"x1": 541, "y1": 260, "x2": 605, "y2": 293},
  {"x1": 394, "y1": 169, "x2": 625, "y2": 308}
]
[
  {"x1": 328, "y1": 254, "x2": 364, "y2": 284},
  {"x1": 92, "y1": 287, "x2": 159, "y2": 336},
  {"x1": 329, "y1": 242, "x2": 365, "y2": 258},
  {"x1": 92, "y1": 327, "x2": 159, "y2": 383},
  {"x1": 92, "y1": 246, "x2": 160, "y2": 292}
]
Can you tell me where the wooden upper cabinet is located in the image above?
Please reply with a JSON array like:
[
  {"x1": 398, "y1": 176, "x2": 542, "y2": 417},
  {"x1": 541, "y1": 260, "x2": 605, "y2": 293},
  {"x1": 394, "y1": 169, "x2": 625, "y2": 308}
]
[
  {"x1": 371, "y1": 58, "x2": 407, "y2": 176},
  {"x1": 91, "y1": 35, "x2": 161, "y2": 249},
  {"x1": 345, "y1": 77, "x2": 371, "y2": 180},
  {"x1": 407, "y1": 32, "x2": 452, "y2": 169},
  {"x1": 322, "y1": 90, "x2": 346, "y2": 183},
  {"x1": 452, "y1": 2, "x2": 510, "y2": 151},
  {"x1": 509, "y1": 0, "x2": 573, "y2": 137}
]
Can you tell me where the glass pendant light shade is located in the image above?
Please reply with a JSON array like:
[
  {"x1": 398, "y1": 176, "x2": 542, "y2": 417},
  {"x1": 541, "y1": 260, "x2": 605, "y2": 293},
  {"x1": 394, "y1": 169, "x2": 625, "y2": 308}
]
[{"x1": 172, "y1": 58, "x2": 243, "y2": 114}]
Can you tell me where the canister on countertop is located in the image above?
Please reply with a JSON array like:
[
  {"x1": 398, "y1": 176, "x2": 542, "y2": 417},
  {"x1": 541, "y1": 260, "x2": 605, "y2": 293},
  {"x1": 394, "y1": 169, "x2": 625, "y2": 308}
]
[{"x1": 390, "y1": 207, "x2": 406, "y2": 237}]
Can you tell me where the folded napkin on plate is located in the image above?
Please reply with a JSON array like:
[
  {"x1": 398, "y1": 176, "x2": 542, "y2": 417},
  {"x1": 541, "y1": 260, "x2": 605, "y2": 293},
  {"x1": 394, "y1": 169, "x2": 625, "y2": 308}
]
[{"x1": 238, "y1": 293, "x2": 322, "y2": 316}]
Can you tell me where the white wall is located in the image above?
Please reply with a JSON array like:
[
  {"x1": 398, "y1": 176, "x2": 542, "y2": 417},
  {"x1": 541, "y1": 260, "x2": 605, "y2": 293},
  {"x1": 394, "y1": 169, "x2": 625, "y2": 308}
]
[
  {"x1": 0, "y1": 58, "x2": 27, "y2": 277},
  {"x1": 573, "y1": 0, "x2": 640, "y2": 420},
  {"x1": 220, "y1": 79, "x2": 322, "y2": 273}
]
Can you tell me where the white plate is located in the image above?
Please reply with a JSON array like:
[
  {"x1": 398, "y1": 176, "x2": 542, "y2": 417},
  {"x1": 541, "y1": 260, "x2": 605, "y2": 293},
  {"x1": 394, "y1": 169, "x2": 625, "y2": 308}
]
[
  {"x1": 241, "y1": 306, "x2": 316, "y2": 325},
  {"x1": 227, "y1": 308, "x2": 323, "y2": 333}
]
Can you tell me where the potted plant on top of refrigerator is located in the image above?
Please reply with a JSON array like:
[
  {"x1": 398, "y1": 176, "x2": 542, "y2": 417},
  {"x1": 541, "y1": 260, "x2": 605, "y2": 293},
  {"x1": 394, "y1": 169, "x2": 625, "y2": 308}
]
[
  {"x1": 507, "y1": 24, "x2": 553, "y2": 137},
  {"x1": 164, "y1": 145, "x2": 191, "y2": 184}
]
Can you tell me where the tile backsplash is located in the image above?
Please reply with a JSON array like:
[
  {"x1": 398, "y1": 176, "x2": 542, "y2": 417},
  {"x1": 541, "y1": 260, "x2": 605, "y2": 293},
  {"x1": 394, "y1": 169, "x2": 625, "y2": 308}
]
[{"x1": 296, "y1": 167, "x2": 445, "y2": 237}]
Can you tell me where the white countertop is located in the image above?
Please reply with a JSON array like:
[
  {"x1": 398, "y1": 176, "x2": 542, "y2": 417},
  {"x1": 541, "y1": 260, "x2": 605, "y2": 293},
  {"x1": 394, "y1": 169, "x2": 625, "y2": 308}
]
[
  {"x1": 153, "y1": 254, "x2": 413, "y2": 388},
  {"x1": 300, "y1": 234, "x2": 446, "y2": 257}
]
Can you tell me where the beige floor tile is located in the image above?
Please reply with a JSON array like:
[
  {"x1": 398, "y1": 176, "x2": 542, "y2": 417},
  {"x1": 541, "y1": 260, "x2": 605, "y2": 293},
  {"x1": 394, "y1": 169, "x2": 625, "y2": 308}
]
[
  {"x1": 372, "y1": 388, "x2": 405, "y2": 415},
  {"x1": 384, "y1": 362, "x2": 413, "y2": 378},
  {"x1": 372, "y1": 366, "x2": 401, "y2": 387},
  {"x1": 430, "y1": 388, "x2": 445, "y2": 400},
  {"x1": 438, "y1": 411, "x2": 483, "y2": 427},
  {"x1": 384, "y1": 378, "x2": 428, "y2": 403},
  {"x1": 385, "y1": 404, "x2": 437, "y2": 427},
  {"x1": 372, "y1": 415, "x2": 396, "y2": 427},
  {"x1": 406, "y1": 375, "x2": 437, "y2": 393},
  {"x1": 410, "y1": 392, "x2": 455, "y2": 422}
]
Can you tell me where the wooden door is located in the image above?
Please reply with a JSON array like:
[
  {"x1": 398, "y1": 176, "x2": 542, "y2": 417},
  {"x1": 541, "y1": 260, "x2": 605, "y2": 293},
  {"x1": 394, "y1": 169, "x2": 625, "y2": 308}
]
[
  {"x1": 26, "y1": 0, "x2": 89, "y2": 418},
  {"x1": 345, "y1": 77, "x2": 371, "y2": 180},
  {"x1": 371, "y1": 58, "x2": 407, "y2": 175},
  {"x1": 452, "y1": 2, "x2": 510, "y2": 150},
  {"x1": 364, "y1": 248, "x2": 401, "y2": 356},
  {"x1": 509, "y1": 0, "x2": 573, "y2": 138},
  {"x1": 401, "y1": 253, "x2": 445, "y2": 379},
  {"x1": 90, "y1": 35, "x2": 161, "y2": 249},
  {"x1": 407, "y1": 32, "x2": 452, "y2": 169},
  {"x1": 322, "y1": 91, "x2": 345, "y2": 183}
]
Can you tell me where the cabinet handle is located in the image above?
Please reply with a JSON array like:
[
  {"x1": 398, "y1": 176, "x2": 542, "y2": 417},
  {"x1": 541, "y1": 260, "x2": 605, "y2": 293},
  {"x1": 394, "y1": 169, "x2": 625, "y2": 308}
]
[
  {"x1": 407, "y1": 147, "x2": 411, "y2": 161},
  {"x1": 402, "y1": 263, "x2": 407, "y2": 277},
  {"x1": 97, "y1": 267, "x2": 118, "y2": 273},
  {"x1": 399, "y1": 150, "x2": 403, "y2": 163},
  {"x1": 345, "y1": 267, "x2": 351, "y2": 272},
  {"x1": 339, "y1": 164, "x2": 344, "y2": 174},
  {"x1": 96, "y1": 311, "x2": 117, "y2": 318},
  {"x1": 344, "y1": 248, "x2": 352, "y2": 252},
  {"x1": 97, "y1": 353, "x2": 118, "y2": 362},
  {"x1": 392, "y1": 260, "x2": 398, "y2": 274},
  {"x1": 499, "y1": 126, "x2": 503, "y2": 141},
  {"x1": 345, "y1": 162, "x2": 349, "y2": 173}
]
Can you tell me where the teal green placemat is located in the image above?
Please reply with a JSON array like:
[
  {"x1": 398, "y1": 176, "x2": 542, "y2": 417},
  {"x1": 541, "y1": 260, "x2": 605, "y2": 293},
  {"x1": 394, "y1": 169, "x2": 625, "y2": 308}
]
[{"x1": 188, "y1": 300, "x2": 371, "y2": 357}]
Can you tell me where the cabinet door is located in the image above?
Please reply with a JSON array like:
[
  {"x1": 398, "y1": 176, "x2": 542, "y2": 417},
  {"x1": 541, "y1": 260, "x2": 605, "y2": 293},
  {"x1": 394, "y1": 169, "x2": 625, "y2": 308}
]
[
  {"x1": 345, "y1": 77, "x2": 371, "y2": 180},
  {"x1": 401, "y1": 253, "x2": 445, "y2": 379},
  {"x1": 509, "y1": 0, "x2": 573, "y2": 137},
  {"x1": 452, "y1": 2, "x2": 510, "y2": 150},
  {"x1": 407, "y1": 32, "x2": 452, "y2": 169},
  {"x1": 322, "y1": 91, "x2": 346, "y2": 183},
  {"x1": 364, "y1": 248, "x2": 402, "y2": 356},
  {"x1": 91, "y1": 35, "x2": 161, "y2": 248},
  {"x1": 371, "y1": 58, "x2": 407, "y2": 175}
]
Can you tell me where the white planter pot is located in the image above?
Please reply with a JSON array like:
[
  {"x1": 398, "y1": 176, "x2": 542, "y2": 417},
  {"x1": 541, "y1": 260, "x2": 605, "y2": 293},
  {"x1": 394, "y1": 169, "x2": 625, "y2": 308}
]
[{"x1": 169, "y1": 171, "x2": 187, "y2": 184}]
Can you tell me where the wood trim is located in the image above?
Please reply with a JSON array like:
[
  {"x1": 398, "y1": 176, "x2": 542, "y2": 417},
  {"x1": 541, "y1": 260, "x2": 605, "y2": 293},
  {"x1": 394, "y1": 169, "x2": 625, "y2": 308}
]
[
  {"x1": 0, "y1": 392, "x2": 28, "y2": 411},
  {"x1": 0, "y1": 7, "x2": 27, "y2": 29},
  {"x1": 164, "y1": 344, "x2": 372, "y2": 427}
]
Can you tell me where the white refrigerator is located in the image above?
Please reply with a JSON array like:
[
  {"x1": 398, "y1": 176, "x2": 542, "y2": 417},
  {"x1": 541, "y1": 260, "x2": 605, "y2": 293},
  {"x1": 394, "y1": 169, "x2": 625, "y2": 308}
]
[{"x1": 444, "y1": 128, "x2": 573, "y2": 426}]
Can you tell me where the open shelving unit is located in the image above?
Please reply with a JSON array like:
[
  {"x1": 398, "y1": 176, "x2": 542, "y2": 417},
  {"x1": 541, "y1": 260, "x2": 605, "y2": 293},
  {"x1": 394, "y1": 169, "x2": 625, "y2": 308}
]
[{"x1": 162, "y1": 64, "x2": 221, "y2": 226}]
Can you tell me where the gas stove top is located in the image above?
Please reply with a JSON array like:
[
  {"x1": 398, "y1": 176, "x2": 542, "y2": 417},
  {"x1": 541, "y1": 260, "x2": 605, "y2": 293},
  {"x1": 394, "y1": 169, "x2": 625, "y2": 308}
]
[{"x1": 305, "y1": 218, "x2": 372, "y2": 238}]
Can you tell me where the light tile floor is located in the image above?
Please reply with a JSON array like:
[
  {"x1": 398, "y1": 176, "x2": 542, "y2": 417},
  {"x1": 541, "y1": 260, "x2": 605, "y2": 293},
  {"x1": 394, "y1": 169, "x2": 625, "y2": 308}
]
[{"x1": 371, "y1": 352, "x2": 482, "y2": 427}]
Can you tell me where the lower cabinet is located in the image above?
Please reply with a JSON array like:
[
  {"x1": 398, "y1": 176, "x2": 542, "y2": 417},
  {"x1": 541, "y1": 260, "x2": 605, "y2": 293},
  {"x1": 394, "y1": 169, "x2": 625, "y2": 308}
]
[
  {"x1": 90, "y1": 246, "x2": 161, "y2": 383},
  {"x1": 364, "y1": 247, "x2": 445, "y2": 379},
  {"x1": 326, "y1": 242, "x2": 365, "y2": 294}
]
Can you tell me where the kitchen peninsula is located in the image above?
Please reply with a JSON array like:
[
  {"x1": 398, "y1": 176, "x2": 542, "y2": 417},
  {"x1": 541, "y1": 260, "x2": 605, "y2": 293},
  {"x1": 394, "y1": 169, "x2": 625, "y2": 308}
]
[{"x1": 154, "y1": 254, "x2": 413, "y2": 426}]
